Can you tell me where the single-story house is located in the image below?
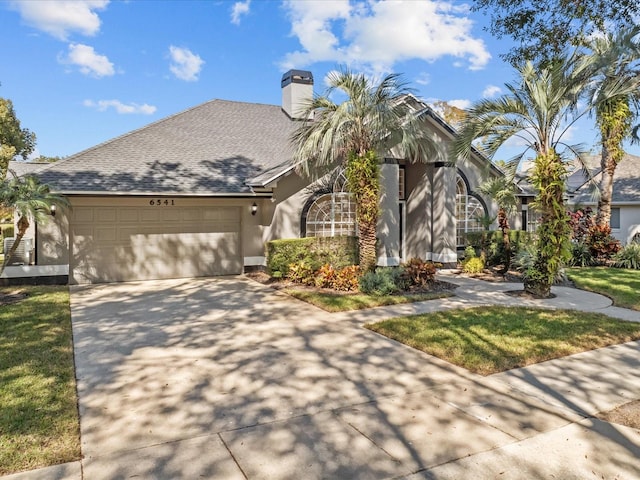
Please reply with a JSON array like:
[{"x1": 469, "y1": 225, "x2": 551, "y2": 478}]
[
  {"x1": 567, "y1": 153, "x2": 640, "y2": 245},
  {"x1": 8, "y1": 70, "x2": 506, "y2": 284}
]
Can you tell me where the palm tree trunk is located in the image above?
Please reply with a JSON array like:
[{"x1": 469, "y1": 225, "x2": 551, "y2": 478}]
[
  {"x1": 346, "y1": 150, "x2": 380, "y2": 273},
  {"x1": 525, "y1": 151, "x2": 570, "y2": 298},
  {"x1": 498, "y1": 207, "x2": 511, "y2": 273},
  {"x1": 595, "y1": 146, "x2": 616, "y2": 228},
  {"x1": 358, "y1": 215, "x2": 378, "y2": 272},
  {"x1": 0, "y1": 216, "x2": 29, "y2": 276}
]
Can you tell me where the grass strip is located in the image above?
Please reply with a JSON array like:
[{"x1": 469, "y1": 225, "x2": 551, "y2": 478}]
[
  {"x1": 284, "y1": 289, "x2": 453, "y2": 312},
  {"x1": 566, "y1": 267, "x2": 640, "y2": 311},
  {"x1": 0, "y1": 286, "x2": 80, "y2": 475},
  {"x1": 366, "y1": 306, "x2": 640, "y2": 375}
]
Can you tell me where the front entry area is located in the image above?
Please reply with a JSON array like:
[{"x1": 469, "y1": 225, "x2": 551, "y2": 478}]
[{"x1": 70, "y1": 199, "x2": 242, "y2": 284}]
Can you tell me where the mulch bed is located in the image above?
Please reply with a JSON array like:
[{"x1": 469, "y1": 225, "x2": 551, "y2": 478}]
[{"x1": 245, "y1": 270, "x2": 457, "y2": 295}]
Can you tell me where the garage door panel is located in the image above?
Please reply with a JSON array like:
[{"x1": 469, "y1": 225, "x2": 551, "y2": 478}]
[
  {"x1": 95, "y1": 227, "x2": 117, "y2": 242},
  {"x1": 71, "y1": 205, "x2": 241, "y2": 284},
  {"x1": 96, "y1": 209, "x2": 118, "y2": 222},
  {"x1": 140, "y1": 209, "x2": 162, "y2": 222},
  {"x1": 161, "y1": 210, "x2": 181, "y2": 222},
  {"x1": 118, "y1": 209, "x2": 139, "y2": 222},
  {"x1": 74, "y1": 208, "x2": 95, "y2": 222}
]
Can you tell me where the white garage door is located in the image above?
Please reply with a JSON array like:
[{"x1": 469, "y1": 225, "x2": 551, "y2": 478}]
[{"x1": 71, "y1": 204, "x2": 242, "y2": 284}]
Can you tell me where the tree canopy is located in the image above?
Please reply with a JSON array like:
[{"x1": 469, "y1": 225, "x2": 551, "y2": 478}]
[
  {"x1": 0, "y1": 97, "x2": 36, "y2": 179},
  {"x1": 472, "y1": 0, "x2": 640, "y2": 65}
]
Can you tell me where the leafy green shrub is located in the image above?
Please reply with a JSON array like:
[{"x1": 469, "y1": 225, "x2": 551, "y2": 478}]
[
  {"x1": 463, "y1": 245, "x2": 476, "y2": 260},
  {"x1": 359, "y1": 267, "x2": 405, "y2": 295},
  {"x1": 612, "y1": 243, "x2": 640, "y2": 270},
  {"x1": 569, "y1": 242, "x2": 594, "y2": 267},
  {"x1": 402, "y1": 258, "x2": 437, "y2": 287},
  {"x1": 266, "y1": 236, "x2": 358, "y2": 277},
  {"x1": 462, "y1": 256, "x2": 485, "y2": 274},
  {"x1": 465, "y1": 230, "x2": 532, "y2": 266},
  {"x1": 513, "y1": 244, "x2": 536, "y2": 272},
  {"x1": 287, "y1": 260, "x2": 316, "y2": 285}
]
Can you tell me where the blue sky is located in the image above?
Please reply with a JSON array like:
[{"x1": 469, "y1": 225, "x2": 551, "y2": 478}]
[{"x1": 1, "y1": 0, "x2": 634, "y2": 160}]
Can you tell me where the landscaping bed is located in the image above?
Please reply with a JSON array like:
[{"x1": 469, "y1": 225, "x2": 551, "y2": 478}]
[{"x1": 246, "y1": 270, "x2": 456, "y2": 312}]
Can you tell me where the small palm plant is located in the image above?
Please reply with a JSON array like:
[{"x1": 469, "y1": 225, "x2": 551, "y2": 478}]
[
  {"x1": 478, "y1": 159, "x2": 519, "y2": 272},
  {"x1": 0, "y1": 173, "x2": 69, "y2": 274}
]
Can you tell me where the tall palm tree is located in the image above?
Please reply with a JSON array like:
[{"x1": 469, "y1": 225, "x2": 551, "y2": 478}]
[
  {"x1": 454, "y1": 57, "x2": 589, "y2": 297},
  {"x1": 291, "y1": 68, "x2": 442, "y2": 272},
  {"x1": 586, "y1": 26, "x2": 640, "y2": 228},
  {"x1": 0, "y1": 173, "x2": 68, "y2": 274}
]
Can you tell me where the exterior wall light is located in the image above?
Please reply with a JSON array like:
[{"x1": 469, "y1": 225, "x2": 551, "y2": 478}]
[
  {"x1": 50, "y1": 204, "x2": 57, "y2": 217},
  {"x1": 251, "y1": 202, "x2": 258, "y2": 216}
]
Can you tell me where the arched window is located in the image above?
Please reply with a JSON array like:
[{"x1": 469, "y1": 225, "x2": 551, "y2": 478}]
[
  {"x1": 305, "y1": 172, "x2": 357, "y2": 237},
  {"x1": 456, "y1": 175, "x2": 485, "y2": 246}
]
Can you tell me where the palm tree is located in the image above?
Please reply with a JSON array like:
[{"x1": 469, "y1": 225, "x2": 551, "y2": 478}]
[
  {"x1": 291, "y1": 68, "x2": 441, "y2": 272},
  {"x1": 477, "y1": 160, "x2": 519, "y2": 273},
  {"x1": 0, "y1": 173, "x2": 68, "y2": 274},
  {"x1": 454, "y1": 57, "x2": 588, "y2": 297},
  {"x1": 585, "y1": 26, "x2": 640, "y2": 228}
]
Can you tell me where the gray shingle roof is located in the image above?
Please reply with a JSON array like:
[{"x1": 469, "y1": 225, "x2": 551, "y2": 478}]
[
  {"x1": 7, "y1": 161, "x2": 51, "y2": 177},
  {"x1": 38, "y1": 99, "x2": 298, "y2": 195},
  {"x1": 570, "y1": 153, "x2": 640, "y2": 203}
]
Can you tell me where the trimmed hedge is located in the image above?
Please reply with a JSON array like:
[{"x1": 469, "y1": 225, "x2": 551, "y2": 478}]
[{"x1": 266, "y1": 236, "x2": 358, "y2": 277}]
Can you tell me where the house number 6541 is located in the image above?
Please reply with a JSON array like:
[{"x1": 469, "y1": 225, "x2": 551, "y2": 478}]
[{"x1": 149, "y1": 199, "x2": 175, "y2": 206}]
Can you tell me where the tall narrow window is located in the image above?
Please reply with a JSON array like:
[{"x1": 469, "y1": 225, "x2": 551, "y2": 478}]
[
  {"x1": 456, "y1": 175, "x2": 485, "y2": 247},
  {"x1": 610, "y1": 208, "x2": 621, "y2": 230},
  {"x1": 398, "y1": 166, "x2": 406, "y2": 200}
]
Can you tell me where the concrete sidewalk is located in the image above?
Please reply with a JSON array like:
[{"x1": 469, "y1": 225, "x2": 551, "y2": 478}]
[{"x1": 4, "y1": 274, "x2": 640, "y2": 480}]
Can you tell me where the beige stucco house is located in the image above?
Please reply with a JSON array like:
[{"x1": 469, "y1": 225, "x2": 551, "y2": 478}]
[{"x1": 5, "y1": 70, "x2": 503, "y2": 284}]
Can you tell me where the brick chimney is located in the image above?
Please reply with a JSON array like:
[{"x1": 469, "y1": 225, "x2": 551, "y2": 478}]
[{"x1": 281, "y1": 69, "x2": 313, "y2": 120}]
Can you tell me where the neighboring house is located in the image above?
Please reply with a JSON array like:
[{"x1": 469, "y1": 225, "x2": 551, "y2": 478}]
[
  {"x1": 567, "y1": 153, "x2": 640, "y2": 245},
  {"x1": 19, "y1": 70, "x2": 502, "y2": 284}
]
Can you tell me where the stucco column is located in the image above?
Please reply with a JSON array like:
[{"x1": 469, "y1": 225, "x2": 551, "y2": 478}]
[
  {"x1": 430, "y1": 162, "x2": 457, "y2": 265},
  {"x1": 377, "y1": 162, "x2": 400, "y2": 266}
]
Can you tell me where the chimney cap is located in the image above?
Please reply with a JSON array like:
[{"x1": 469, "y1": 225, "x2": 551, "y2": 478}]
[{"x1": 281, "y1": 69, "x2": 313, "y2": 88}]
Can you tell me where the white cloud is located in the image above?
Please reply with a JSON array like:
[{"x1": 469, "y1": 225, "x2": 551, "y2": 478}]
[
  {"x1": 60, "y1": 43, "x2": 115, "y2": 77},
  {"x1": 83, "y1": 99, "x2": 157, "y2": 115},
  {"x1": 280, "y1": 0, "x2": 490, "y2": 72},
  {"x1": 168, "y1": 46, "x2": 204, "y2": 82},
  {"x1": 230, "y1": 0, "x2": 251, "y2": 25},
  {"x1": 447, "y1": 99, "x2": 472, "y2": 110},
  {"x1": 11, "y1": 0, "x2": 109, "y2": 40},
  {"x1": 415, "y1": 72, "x2": 431, "y2": 86},
  {"x1": 482, "y1": 85, "x2": 502, "y2": 98}
]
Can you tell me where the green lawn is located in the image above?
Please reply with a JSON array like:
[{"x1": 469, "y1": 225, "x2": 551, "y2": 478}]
[
  {"x1": 566, "y1": 267, "x2": 640, "y2": 310},
  {"x1": 366, "y1": 306, "x2": 640, "y2": 375},
  {"x1": 285, "y1": 289, "x2": 453, "y2": 312},
  {"x1": 0, "y1": 286, "x2": 80, "y2": 475}
]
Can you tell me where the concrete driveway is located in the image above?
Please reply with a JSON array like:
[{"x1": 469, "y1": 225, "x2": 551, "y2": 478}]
[{"x1": 67, "y1": 276, "x2": 640, "y2": 480}]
